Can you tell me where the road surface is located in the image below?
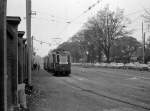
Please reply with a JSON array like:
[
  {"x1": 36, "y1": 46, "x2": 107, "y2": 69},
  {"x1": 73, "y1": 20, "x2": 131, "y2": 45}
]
[{"x1": 28, "y1": 66, "x2": 150, "y2": 111}]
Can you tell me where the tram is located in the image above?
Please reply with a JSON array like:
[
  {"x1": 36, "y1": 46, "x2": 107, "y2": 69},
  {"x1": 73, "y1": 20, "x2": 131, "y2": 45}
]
[{"x1": 44, "y1": 50, "x2": 71, "y2": 76}]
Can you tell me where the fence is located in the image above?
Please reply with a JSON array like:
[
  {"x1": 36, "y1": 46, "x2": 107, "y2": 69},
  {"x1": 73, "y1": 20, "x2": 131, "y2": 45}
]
[{"x1": 0, "y1": 16, "x2": 30, "y2": 111}]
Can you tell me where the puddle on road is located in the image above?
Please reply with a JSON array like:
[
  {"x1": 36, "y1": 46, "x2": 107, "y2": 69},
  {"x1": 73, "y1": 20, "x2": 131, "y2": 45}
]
[
  {"x1": 127, "y1": 77, "x2": 139, "y2": 80},
  {"x1": 72, "y1": 76, "x2": 88, "y2": 81},
  {"x1": 126, "y1": 76, "x2": 150, "y2": 81}
]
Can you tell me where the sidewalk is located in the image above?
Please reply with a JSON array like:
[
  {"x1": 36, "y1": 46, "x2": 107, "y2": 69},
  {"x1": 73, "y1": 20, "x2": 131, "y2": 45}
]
[
  {"x1": 27, "y1": 69, "x2": 53, "y2": 111},
  {"x1": 27, "y1": 69, "x2": 79, "y2": 111}
]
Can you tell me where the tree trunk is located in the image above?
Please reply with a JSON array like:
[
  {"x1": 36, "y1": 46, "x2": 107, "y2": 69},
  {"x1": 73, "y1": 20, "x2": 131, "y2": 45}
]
[
  {"x1": 106, "y1": 48, "x2": 110, "y2": 63},
  {"x1": 98, "y1": 51, "x2": 102, "y2": 63}
]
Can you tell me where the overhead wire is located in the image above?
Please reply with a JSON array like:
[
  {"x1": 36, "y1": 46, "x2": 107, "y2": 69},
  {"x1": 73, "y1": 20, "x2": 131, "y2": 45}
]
[
  {"x1": 33, "y1": 38, "x2": 52, "y2": 46},
  {"x1": 36, "y1": 10, "x2": 70, "y2": 21},
  {"x1": 33, "y1": 1, "x2": 149, "y2": 50},
  {"x1": 56, "y1": 0, "x2": 102, "y2": 37},
  {"x1": 58, "y1": 1, "x2": 149, "y2": 38},
  {"x1": 33, "y1": 37, "x2": 63, "y2": 46},
  {"x1": 69, "y1": 0, "x2": 101, "y2": 23}
]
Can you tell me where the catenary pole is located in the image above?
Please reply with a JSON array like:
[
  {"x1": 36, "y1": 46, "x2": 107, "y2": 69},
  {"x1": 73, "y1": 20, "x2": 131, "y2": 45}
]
[
  {"x1": 0, "y1": 0, "x2": 7, "y2": 111},
  {"x1": 142, "y1": 21, "x2": 145, "y2": 63},
  {"x1": 32, "y1": 36, "x2": 33, "y2": 56},
  {"x1": 31, "y1": 36, "x2": 33, "y2": 66},
  {"x1": 26, "y1": 0, "x2": 32, "y2": 84},
  {"x1": 143, "y1": 32, "x2": 146, "y2": 63}
]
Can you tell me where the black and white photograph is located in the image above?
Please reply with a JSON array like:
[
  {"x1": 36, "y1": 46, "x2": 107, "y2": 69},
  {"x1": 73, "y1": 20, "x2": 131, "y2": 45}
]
[{"x1": 0, "y1": 0, "x2": 150, "y2": 111}]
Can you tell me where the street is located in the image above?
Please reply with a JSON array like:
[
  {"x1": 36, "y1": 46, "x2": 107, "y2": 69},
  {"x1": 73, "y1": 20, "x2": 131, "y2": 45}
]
[{"x1": 28, "y1": 66, "x2": 150, "y2": 111}]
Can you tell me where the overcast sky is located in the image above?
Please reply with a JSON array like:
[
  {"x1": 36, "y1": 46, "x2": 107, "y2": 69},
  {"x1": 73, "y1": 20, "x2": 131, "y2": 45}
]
[{"x1": 7, "y1": 0, "x2": 150, "y2": 57}]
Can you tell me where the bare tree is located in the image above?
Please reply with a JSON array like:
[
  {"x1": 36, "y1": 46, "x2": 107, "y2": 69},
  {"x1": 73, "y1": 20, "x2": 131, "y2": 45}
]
[
  {"x1": 84, "y1": 6, "x2": 131, "y2": 62},
  {"x1": 55, "y1": 6, "x2": 131, "y2": 63}
]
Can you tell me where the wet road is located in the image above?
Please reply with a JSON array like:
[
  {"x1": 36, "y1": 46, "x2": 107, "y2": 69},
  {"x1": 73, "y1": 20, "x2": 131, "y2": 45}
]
[{"x1": 28, "y1": 66, "x2": 150, "y2": 111}]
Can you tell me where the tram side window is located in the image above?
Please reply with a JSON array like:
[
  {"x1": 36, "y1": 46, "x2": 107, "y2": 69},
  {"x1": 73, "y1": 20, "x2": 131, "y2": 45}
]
[
  {"x1": 57, "y1": 55, "x2": 60, "y2": 63},
  {"x1": 52, "y1": 54, "x2": 55, "y2": 63}
]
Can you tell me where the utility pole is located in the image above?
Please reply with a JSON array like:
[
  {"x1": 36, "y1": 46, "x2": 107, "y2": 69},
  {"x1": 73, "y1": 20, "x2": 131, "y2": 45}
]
[
  {"x1": 31, "y1": 36, "x2": 34, "y2": 66},
  {"x1": 26, "y1": 0, "x2": 32, "y2": 84},
  {"x1": 142, "y1": 21, "x2": 145, "y2": 63},
  {"x1": 32, "y1": 36, "x2": 33, "y2": 56},
  {"x1": 143, "y1": 32, "x2": 146, "y2": 63},
  {"x1": 106, "y1": 11, "x2": 110, "y2": 63},
  {"x1": 0, "y1": 0, "x2": 7, "y2": 111}
]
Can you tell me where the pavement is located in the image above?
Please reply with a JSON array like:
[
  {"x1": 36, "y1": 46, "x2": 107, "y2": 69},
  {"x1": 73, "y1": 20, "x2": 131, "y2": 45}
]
[{"x1": 27, "y1": 66, "x2": 150, "y2": 111}]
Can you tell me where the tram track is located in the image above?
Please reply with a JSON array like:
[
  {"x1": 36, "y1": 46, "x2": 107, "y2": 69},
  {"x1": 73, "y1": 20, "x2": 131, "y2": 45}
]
[{"x1": 60, "y1": 76, "x2": 150, "y2": 111}]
